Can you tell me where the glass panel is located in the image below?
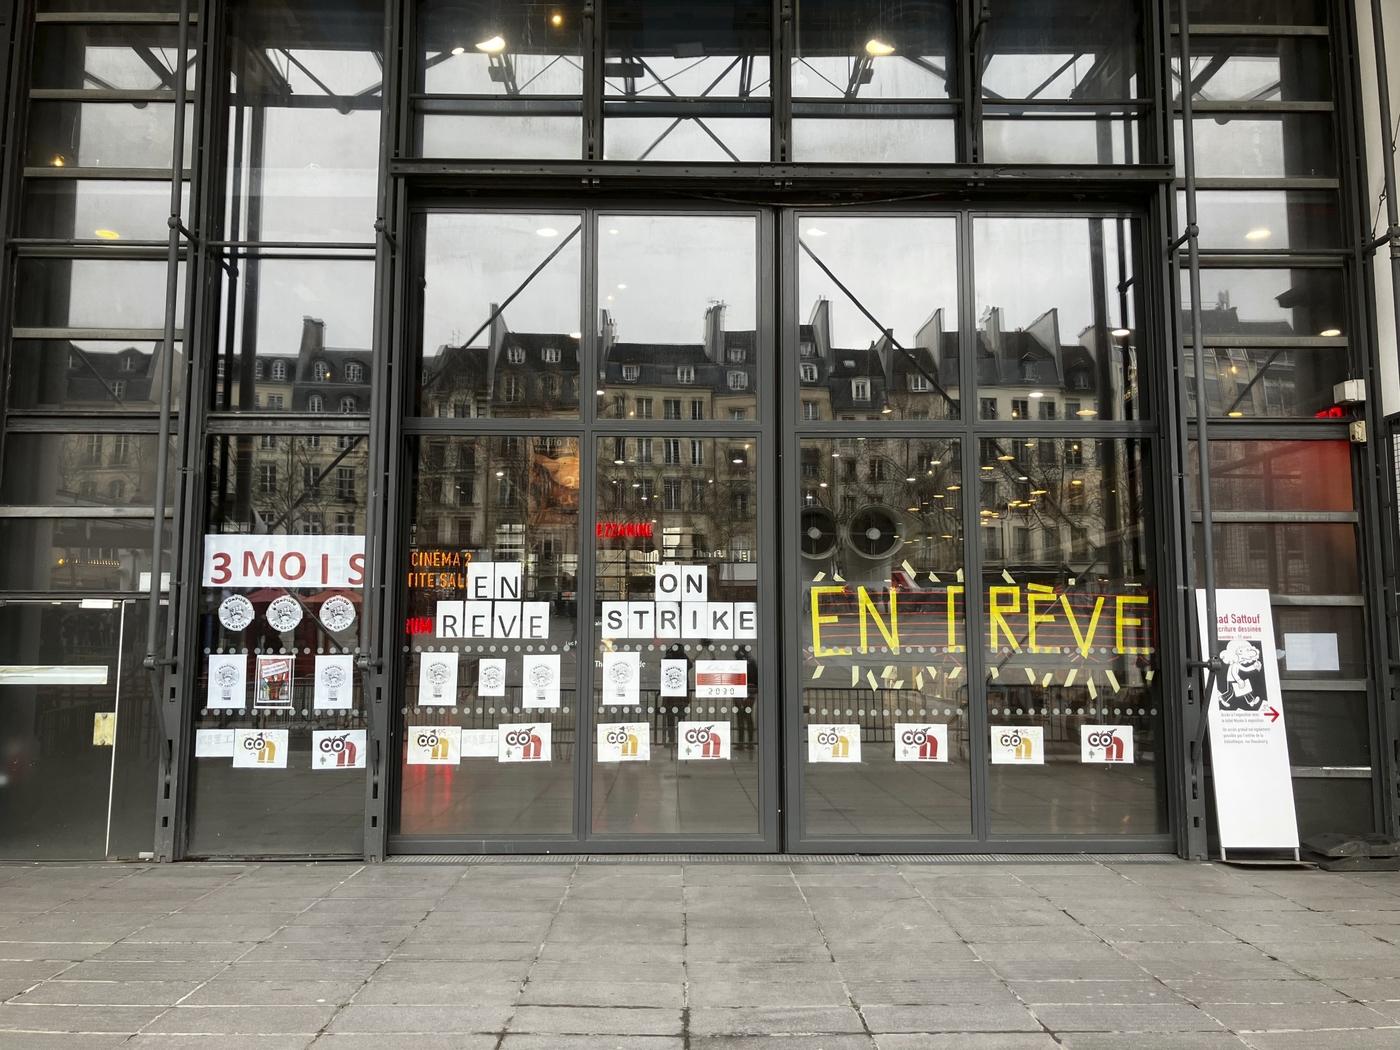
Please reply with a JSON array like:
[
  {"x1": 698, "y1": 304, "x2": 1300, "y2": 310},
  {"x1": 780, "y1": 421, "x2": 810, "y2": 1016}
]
[
  {"x1": 418, "y1": 114, "x2": 583, "y2": 159},
  {"x1": 1177, "y1": 0, "x2": 1329, "y2": 27},
  {"x1": 1292, "y1": 779, "x2": 1370, "y2": 841},
  {"x1": 603, "y1": 0, "x2": 771, "y2": 162},
  {"x1": 1284, "y1": 692, "x2": 1369, "y2": 765},
  {"x1": 9, "y1": 339, "x2": 182, "y2": 412},
  {"x1": 982, "y1": 0, "x2": 1142, "y2": 100},
  {"x1": 0, "y1": 518, "x2": 167, "y2": 592},
  {"x1": 1, "y1": 433, "x2": 171, "y2": 507},
  {"x1": 1199, "y1": 523, "x2": 1359, "y2": 594},
  {"x1": 1188, "y1": 347, "x2": 1349, "y2": 419},
  {"x1": 983, "y1": 116, "x2": 1139, "y2": 165},
  {"x1": 32, "y1": 22, "x2": 192, "y2": 90},
  {"x1": 0, "y1": 602, "x2": 123, "y2": 859},
  {"x1": 1187, "y1": 267, "x2": 1347, "y2": 338},
  {"x1": 591, "y1": 435, "x2": 762, "y2": 837},
  {"x1": 26, "y1": 100, "x2": 193, "y2": 169},
  {"x1": 974, "y1": 217, "x2": 1141, "y2": 421},
  {"x1": 791, "y1": 0, "x2": 955, "y2": 100},
  {"x1": 212, "y1": 257, "x2": 374, "y2": 413},
  {"x1": 14, "y1": 258, "x2": 183, "y2": 330},
  {"x1": 225, "y1": 0, "x2": 383, "y2": 243},
  {"x1": 791, "y1": 118, "x2": 955, "y2": 163},
  {"x1": 980, "y1": 437, "x2": 1166, "y2": 837},
  {"x1": 417, "y1": 213, "x2": 580, "y2": 419},
  {"x1": 1275, "y1": 607, "x2": 1366, "y2": 679},
  {"x1": 1172, "y1": 36, "x2": 1332, "y2": 102},
  {"x1": 1176, "y1": 114, "x2": 1335, "y2": 178},
  {"x1": 799, "y1": 437, "x2": 970, "y2": 839},
  {"x1": 185, "y1": 434, "x2": 370, "y2": 857},
  {"x1": 20, "y1": 179, "x2": 186, "y2": 241},
  {"x1": 598, "y1": 214, "x2": 757, "y2": 421},
  {"x1": 418, "y1": 0, "x2": 583, "y2": 95},
  {"x1": 1191, "y1": 439, "x2": 1355, "y2": 513},
  {"x1": 1188, "y1": 190, "x2": 1341, "y2": 250},
  {"x1": 397, "y1": 435, "x2": 581, "y2": 839},
  {"x1": 602, "y1": 116, "x2": 769, "y2": 162},
  {"x1": 796, "y1": 215, "x2": 959, "y2": 422},
  {"x1": 38, "y1": 0, "x2": 182, "y2": 10}
]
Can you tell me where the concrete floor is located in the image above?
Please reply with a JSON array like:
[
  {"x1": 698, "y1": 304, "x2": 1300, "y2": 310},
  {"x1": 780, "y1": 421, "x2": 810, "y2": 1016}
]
[{"x1": 2, "y1": 859, "x2": 1400, "y2": 1048}]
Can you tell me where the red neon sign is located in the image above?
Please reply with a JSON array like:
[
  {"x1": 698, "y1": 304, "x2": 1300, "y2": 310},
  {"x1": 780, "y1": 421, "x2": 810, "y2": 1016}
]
[{"x1": 596, "y1": 521, "x2": 654, "y2": 539}]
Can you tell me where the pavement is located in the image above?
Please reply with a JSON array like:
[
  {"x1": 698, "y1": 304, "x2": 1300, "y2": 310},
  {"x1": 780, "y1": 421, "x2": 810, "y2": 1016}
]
[{"x1": 2, "y1": 858, "x2": 1400, "y2": 1048}]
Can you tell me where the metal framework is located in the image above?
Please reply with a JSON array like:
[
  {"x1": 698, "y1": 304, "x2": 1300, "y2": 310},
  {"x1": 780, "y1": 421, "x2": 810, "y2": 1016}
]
[{"x1": 0, "y1": 0, "x2": 1392, "y2": 861}]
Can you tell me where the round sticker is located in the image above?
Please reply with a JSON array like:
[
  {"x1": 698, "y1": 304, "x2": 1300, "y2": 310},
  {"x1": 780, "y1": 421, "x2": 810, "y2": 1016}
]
[
  {"x1": 319, "y1": 595, "x2": 356, "y2": 633},
  {"x1": 218, "y1": 594, "x2": 255, "y2": 632},
  {"x1": 266, "y1": 595, "x2": 304, "y2": 633}
]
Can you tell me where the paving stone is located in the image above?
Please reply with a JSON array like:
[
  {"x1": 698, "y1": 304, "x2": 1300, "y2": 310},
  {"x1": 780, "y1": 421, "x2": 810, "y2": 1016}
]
[
  {"x1": 181, "y1": 979, "x2": 364, "y2": 1006},
  {"x1": 142, "y1": 1005, "x2": 340, "y2": 1033},
  {"x1": 507, "y1": 1006, "x2": 682, "y2": 1035},
  {"x1": 516, "y1": 980, "x2": 681, "y2": 1008},
  {"x1": 1200, "y1": 1001, "x2": 1396, "y2": 1031},
  {"x1": 688, "y1": 1007, "x2": 869, "y2": 1036},
  {"x1": 691, "y1": 1038, "x2": 876, "y2": 1049},
  {"x1": 325, "y1": 1004, "x2": 512, "y2": 1033},
  {"x1": 1032, "y1": 1003, "x2": 1224, "y2": 1032},
  {"x1": 499, "y1": 1038, "x2": 684, "y2": 1049},
  {"x1": 873, "y1": 1037, "x2": 1061, "y2": 1050},
  {"x1": 0, "y1": 1002, "x2": 165, "y2": 1032},
  {"x1": 9, "y1": 979, "x2": 200, "y2": 1005},
  {"x1": 1006, "y1": 980, "x2": 1184, "y2": 1005},
  {"x1": 861, "y1": 1003, "x2": 1043, "y2": 1033}
]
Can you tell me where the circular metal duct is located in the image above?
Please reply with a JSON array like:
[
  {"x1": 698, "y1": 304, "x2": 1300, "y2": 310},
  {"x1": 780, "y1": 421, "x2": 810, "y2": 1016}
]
[
  {"x1": 845, "y1": 504, "x2": 904, "y2": 561},
  {"x1": 800, "y1": 506, "x2": 841, "y2": 560}
]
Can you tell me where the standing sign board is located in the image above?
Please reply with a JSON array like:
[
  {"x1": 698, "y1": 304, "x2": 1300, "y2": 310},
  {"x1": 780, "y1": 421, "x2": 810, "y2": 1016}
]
[{"x1": 1195, "y1": 589, "x2": 1299, "y2": 856}]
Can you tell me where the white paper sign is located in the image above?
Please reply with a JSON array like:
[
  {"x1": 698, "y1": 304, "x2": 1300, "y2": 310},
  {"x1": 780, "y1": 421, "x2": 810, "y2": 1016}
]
[
  {"x1": 417, "y1": 653, "x2": 458, "y2": 707},
  {"x1": 313, "y1": 654, "x2": 354, "y2": 710},
  {"x1": 659, "y1": 658, "x2": 689, "y2": 697},
  {"x1": 407, "y1": 725, "x2": 460, "y2": 765},
  {"x1": 232, "y1": 728, "x2": 288, "y2": 769},
  {"x1": 461, "y1": 728, "x2": 498, "y2": 757},
  {"x1": 521, "y1": 654, "x2": 560, "y2": 709},
  {"x1": 895, "y1": 723, "x2": 948, "y2": 762},
  {"x1": 602, "y1": 650, "x2": 641, "y2": 705},
  {"x1": 597, "y1": 722, "x2": 651, "y2": 762},
  {"x1": 194, "y1": 728, "x2": 235, "y2": 757},
  {"x1": 678, "y1": 720, "x2": 730, "y2": 760},
  {"x1": 695, "y1": 659, "x2": 747, "y2": 698},
  {"x1": 1197, "y1": 589, "x2": 1299, "y2": 852},
  {"x1": 499, "y1": 722, "x2": 551, "y2": 762},
  {"x1": 1284, "y1": 632, "x2": 1340, "y2": 673},
  {"x1": 203, "y1": 534, "x2": 365, "y2": 589},
  {"x1": 206, "y1": 654, "x2": 247, "y2": 710},
  {"x1": 313, "y1": 729, "x2": 366, "y2": 769},
  {"x1": 808, "y1": 723, "x2": 861, "y2": 763},
  {"x1": 990, "y1": 726, "x2": 1044, "y2": 764},
  {"x1": 1080, "y1": 725, "x2": 1134, "y2": 764},
  {"x1": 477, "y1": 658, "x2": 507, "y2": 697}
]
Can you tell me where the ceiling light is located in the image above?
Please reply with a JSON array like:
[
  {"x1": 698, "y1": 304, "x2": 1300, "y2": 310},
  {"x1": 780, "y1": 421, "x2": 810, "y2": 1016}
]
[
  {"x1": 819, "y1": 481, "x2": 828, "y2": 488},
  {"x1": 881, "y1": 405, "x2": 893, "y2": 414},
  {"x1": 1245, "y1": 227, "x2": 1271, "y2": 241},
  {"x1": 980, "y1": 464, "x2": 995, "y2": 471},
  {"x1": 51, "y1": 154, "x2": 65, "y2": 167},
  {"x1": 94, "y1": 229, "x2": 120, "y2": 240},
  {"x1": 905, "y1": 476, "x2": 916, "y2": 482},
  {"x1": 475, "y1": 35, "x2": 506, "y2": 53},
  {"x1": 805, "y1": 227, "x2": 826, "y2": 238},
  {"x1": 947, "y1": 484, "x2": 961, "y2": 491},
  {"x1": 550, "y1": 11, "x2": 564, "y2": 27},
  {"x1": 1070, "y1": 479, "x2": 1083, "y2": 486},
  {"x1": 1111, "y1": 327, "x2": 1130, "y2": 338},
  {"x1": 1076, "y1": 408, "x2": 1098, "y2": 417},
  {"x1": 907, "y1": 506, "x2": 919, "y2": 512},
  {"x1": 535, "y1": 227, "x2": 558, "y2": 237},
  {"x1": 1320, "y1": 328, "x2": 1342, "y2": 338},
  {"x1": 450, "y1": 45, "x2": 466, "y2": 55},
  {"x1": 864, "y1": 37, "x2": 895, "y2": 56},
  {"x1": 997, "y1": 454, "x2": 1014, "y2": 461},
  {"x1": 617, "y1": 283, "x2": 627, "y2": 290},
  {"x1": 607, "y1": 227, "x2": 619, "y2": 235},
  {"x1": 495, "y1": 470, "x2": 505, "y2": 477},
  {"x1": 1227, "y1": 410, "x2": 1244, "y2": 418},
  {"x1": 1028, "y1": 390, "x2": 1044, "y2": 399},
  {"x1": 569, "y1": 331, "x2": 581, "y2": 339}
]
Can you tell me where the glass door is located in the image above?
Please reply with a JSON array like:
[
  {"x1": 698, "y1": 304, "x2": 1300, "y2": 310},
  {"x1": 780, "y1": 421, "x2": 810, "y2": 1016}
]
[{"x1": 390, "y1": 207, "x2": 778, "y2": 852}]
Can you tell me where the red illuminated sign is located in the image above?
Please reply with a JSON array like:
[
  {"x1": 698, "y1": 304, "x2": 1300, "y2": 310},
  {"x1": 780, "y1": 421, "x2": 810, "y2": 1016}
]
[{"x1": 596, "y1": 521, "x2": 654, "y2": 539}]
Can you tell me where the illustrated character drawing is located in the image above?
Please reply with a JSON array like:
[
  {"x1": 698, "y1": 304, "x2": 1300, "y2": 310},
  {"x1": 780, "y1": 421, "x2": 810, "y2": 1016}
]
[{"x1": 1215, "y1": 637, "x2": 1268, "y2": 712}]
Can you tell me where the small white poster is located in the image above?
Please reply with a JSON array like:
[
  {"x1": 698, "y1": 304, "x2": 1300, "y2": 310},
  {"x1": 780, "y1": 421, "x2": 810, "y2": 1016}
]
[
  {"x1": 477, "y1": 658, "x2": 507, "y2": 697},
  {"x1": 521, "y1": 653, "x2": 561, "y2": 709},
  {"x1": 313, "y1": 654, "x2": 354, "y2": 710},
  {"x1": 407, "y1": 725, "x2": 460, "y2": 765},
  {"x1": 461, "y1": 728, "x2": 498, "y2": 757},
  {"x1": 807, "y1": 723, "x2": 861, "y2": 763},
  {"x1": 206, "y1": 654, "x2": 247, "y2": 710},
  {"x1": 601, "y1": 650, "x2": 641, "y2": 706},
  {"x1": 194, "y1": 728, "x2": 235, "y2": 757},
  {"x1": 417, "y1": 653, "x2": 458, "y2": 707},
  {"x1": 232, "y1": 728, "x2": 288, "y2": 769},
  {"x1": 499, "y1": 722, "x2": 551, "y2": 762},
  {"x1": 597, "y1": 722, "x2": 651, "y2": 762},
  {"x1": 695, "y1": 659, "x2": 748, "y2": 698},
  {"x1": 659, "y1": 658, "x2": 689, "y2": 698},
  {"x1": 1081, "y1": 725, "x2": 1135, "y2": 764},
  {"x1": 253, "y1": 655, "x2": 294, "y2": 711},
  {"x1": 990, "y1": 726, "x2": 1044, "y2": 764},
  {"x1": 1197, "y1": 588, "x2": 1299, "y2": 853},
  {"x1": 895, "y1": 723, "x2": 948, "y2": 762},
  {"x1": 1284, "y1": 632, "x2": 1340, "y2": 673},
  {"x1": 313, "y1": 729, "x2": 366, "y2": 769},
  {"x1": 678, "y1": 720, "x2": 730, "y2": 760}
]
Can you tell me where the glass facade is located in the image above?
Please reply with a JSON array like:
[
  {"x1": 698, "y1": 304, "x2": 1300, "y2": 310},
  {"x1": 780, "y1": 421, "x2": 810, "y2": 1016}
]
[{"x1": 0, "y1": 0, "x2": 1390, "y2": 860}]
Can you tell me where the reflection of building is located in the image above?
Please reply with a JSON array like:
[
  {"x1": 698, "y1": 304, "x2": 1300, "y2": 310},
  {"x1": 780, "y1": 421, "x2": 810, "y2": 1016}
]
[
  {"x1": 421, "y1": 308, "x2": 581, "y2": 419},
  {"x1": 222, "y1": 316, "x2": 372, "y2": 413}
]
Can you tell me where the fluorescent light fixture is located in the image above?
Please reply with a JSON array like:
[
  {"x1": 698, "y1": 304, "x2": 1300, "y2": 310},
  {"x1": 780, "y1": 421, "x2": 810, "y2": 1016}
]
[
  {"x1": 1028, "y1": 390, "x2": 1044, "y2": 398},
  {"x1": 1245, "y1": 227, "x2": 1271, "y2": 241},
  {"x1": 864, "y1": 37, "x2": 895, "y2": 56},
  {"x1": 475, "y1": 35, "x2": 506, "y2": 53},
  {"x1": 805, "y1": 227, "x2": 827, "y2": 237},
  {"x1": 535, "y1": 226, "x2": 558, "y2": 237},
  {"x1": 1320, "y1": 327, "x2": 1342, "y2": 337},
  {"x1": 450, "y1": 45, "x2": 466, "y2": 55},
  {"x1": 1111, "y1": 327, "x2": 1131, "y2": 337},
  {"x1": 94, "y1": 229, "x2": 120, "y2": 240}
]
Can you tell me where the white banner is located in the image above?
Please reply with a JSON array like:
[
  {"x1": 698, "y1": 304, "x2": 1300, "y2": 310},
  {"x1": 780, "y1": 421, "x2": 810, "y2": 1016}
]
[
  {"x1": 1196, "y1": 589, "x2": 1298, "y2": 852},
  {"x1": 313, "y1": 655, "x2": 354, "y2": 711},
  {"x1": 203, "y1": 534, "x2": 365, "y2": 589}
]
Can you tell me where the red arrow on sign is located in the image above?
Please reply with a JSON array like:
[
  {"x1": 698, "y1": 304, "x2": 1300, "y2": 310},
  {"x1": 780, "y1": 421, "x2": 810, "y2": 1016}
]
[{"x1": 1265, "y1": 707, "x2": 1280, "y2": 723}]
